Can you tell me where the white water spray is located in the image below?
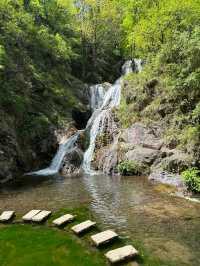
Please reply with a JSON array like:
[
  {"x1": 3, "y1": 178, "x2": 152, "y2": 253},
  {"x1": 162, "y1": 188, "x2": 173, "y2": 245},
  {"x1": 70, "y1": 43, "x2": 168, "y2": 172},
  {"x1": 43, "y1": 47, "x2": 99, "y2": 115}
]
[
  {"x1": 28, "y1": 133, "x2": 79, "y2": 176},
  {"x1": 83, "y1": 59, "x2": 142, "y2": 173}
]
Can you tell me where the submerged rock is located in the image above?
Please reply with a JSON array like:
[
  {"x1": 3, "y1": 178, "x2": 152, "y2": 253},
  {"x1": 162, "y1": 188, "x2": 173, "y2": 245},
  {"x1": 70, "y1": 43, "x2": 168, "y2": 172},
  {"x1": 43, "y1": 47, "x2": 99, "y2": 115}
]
[{"x1": 149, "y1": 170, "x2": 186, "y2": 189}]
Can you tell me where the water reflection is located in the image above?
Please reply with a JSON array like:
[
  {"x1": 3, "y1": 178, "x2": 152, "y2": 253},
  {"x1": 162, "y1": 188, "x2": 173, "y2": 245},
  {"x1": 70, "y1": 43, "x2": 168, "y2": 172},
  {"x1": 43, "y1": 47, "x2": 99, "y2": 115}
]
[{"x1": 0, "y1": 174, "x2": 199, "y2": 265}]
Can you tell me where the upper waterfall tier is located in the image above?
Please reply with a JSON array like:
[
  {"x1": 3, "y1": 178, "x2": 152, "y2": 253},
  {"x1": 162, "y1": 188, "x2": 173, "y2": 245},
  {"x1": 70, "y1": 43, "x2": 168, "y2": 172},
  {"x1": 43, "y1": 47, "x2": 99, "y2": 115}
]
[{"x1": 82, "y1": 59, "x2": 142, "y2": 174}]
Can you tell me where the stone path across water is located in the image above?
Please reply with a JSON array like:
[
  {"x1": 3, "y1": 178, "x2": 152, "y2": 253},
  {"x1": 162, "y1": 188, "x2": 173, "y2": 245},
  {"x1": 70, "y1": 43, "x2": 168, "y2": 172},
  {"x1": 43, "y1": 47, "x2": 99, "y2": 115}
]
[
  {"x1": 0, "y1": 210, "x2": 139, "y2": 264},
  {"x1": 0, "y1": 211, "x2": 15, "y2": 222},
  {"x1": 91, "y1": 230, "x2": 118, "y2": 247},
  {"x1": 53, "y1": 214, "x2": 75, "y2": 226},
  {"x1": 23, "y1": 210, "x2": 41, "y2": 221}
]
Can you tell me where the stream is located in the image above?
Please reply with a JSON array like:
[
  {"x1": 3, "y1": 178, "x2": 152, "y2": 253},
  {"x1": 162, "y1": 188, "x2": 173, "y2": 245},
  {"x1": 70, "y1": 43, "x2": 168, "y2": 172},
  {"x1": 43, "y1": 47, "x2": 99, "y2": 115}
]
[{"x1": 0, "y1": 174, "x2": 199, "y2": 266}]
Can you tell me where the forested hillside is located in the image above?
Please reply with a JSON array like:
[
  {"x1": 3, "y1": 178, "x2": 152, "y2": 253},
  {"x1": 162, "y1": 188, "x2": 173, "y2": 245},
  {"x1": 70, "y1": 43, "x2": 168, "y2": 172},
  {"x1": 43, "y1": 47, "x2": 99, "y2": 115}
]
[{"x1": 0, "y1": 0, "x2": 200, "y2": 190}]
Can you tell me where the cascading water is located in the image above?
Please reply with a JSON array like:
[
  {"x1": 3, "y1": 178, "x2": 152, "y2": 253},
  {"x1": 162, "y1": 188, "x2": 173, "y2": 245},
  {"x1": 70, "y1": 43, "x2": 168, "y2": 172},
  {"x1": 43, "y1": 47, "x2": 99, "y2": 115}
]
[
  {"x1": 28, "y1": 59, "x2": 142, "y2": 176},
  {"x1": 28, "y1": 133, "x2": 79, "y2": 176},
  {"x1": 82, "y1": 59, "x2": 142, "y2": 174},
  {"x1": 90, "y1": 84, "x2": 106, "y2": 111}
]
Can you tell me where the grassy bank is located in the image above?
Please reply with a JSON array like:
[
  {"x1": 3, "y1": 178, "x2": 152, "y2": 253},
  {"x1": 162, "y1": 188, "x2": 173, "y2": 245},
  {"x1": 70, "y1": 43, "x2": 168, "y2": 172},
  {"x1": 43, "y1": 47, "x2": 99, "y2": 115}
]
[{"x1": 0, "y1": 206, "x2": 179, "y2": 266}]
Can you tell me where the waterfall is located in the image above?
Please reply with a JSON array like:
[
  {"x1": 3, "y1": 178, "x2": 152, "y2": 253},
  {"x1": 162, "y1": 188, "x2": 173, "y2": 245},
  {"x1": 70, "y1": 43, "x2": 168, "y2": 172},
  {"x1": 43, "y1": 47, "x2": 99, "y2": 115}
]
[
  {"x1": 90, "y1": 84, "x2": 106, "y2": 111},
  {"x1": 27, "y1": 133, "x2": 79, "y2": 176},
  {"x1": 83, "y1": 59, "x2": 141, "y2": 174},
  {"x1": 27, "y1": 59, "x2": 142, "y2": 176}
]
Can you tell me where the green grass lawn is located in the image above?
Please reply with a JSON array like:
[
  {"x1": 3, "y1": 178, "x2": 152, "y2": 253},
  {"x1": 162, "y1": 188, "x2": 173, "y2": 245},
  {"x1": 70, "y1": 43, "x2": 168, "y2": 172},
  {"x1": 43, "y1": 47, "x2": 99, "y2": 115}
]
[
  {"x1": 0, "y1": 207, "x2": 106, "y2": 266},
  {"x1": 0, "y1": 206, "x2": 178, "y2": 266},
  {"x1": 0, "y1": 224, "x2": 106, "y2": 266}
]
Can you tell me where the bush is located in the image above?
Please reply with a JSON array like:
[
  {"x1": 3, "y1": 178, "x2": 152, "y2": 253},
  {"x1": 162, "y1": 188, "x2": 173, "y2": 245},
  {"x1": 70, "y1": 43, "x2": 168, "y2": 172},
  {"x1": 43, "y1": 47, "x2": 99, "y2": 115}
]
[
  {"x1": 181, "y1": 167, "x2": 200, "y2": 193},
  {"x1": 118, "y1": 160, "x2": 142, "y2": 176}
]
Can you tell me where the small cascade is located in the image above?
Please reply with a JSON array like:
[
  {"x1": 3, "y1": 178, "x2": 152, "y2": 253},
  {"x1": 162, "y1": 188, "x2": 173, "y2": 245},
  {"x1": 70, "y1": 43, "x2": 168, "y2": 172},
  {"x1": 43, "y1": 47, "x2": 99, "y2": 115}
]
[
  {"x1": 134, "y1": 59, "x2": 143, "y2": 73},
  {"x1": 28, "y1": 133, "x2": 79, "y2": 176},
  {"x1": 90, "y1": 84, "x2": 106, "y2": 111},
  {"x1": 122, "y1": 60, "x2": 134, "y2": 75},
  {"x1": 83, "y1": 59, "x2": 142, "y2": 174}
]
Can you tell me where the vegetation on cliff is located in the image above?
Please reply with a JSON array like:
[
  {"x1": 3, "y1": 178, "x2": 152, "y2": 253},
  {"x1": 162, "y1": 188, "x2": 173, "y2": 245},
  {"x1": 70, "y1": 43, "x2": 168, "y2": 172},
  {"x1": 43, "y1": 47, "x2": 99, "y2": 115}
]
[
  {"x1": 0, "y1": 0, "x2": 200, "y2": 190},
  {"x1": 116, "y1": 0, "x2": 200, "y2": 191}
]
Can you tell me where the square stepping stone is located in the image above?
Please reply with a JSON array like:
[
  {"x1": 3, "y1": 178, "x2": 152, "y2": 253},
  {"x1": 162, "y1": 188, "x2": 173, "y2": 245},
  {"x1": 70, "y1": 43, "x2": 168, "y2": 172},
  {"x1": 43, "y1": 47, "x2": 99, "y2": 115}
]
[
  {"x1": 31, "y1": 210, "x2": 51, "y2": 222},
  {"x1": 91, "y1": 230, "x2": 118, "y2": 246},
  {"x1": 22, "y1": 210, "x2": 41, "y2": 222},
  {"x1": 71, "y1": 220, "x2": 96, "y2": 234},
  {"x1": 105, "y1": 245, "x2": 139, "y2": 264},
  {"x1": 0, "y1": 211, "x2": 15, "y2": 222},
  {"x1": 52, "y1": 214, "x2": 75, "y2": 226}
]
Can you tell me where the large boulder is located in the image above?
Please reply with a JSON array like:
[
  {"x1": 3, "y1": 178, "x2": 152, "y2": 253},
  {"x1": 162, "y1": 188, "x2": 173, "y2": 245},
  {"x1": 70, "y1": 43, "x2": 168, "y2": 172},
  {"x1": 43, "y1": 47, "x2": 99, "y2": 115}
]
[
  {"x1": 120, "y1": 123, "x2": 163, "y2": 150},
  {"x1": 151, "y1": 149, "x2": 193, "y2": 174},
  {"x1": 61, "y1": 148, "x2": 83, "y2": 175},
  {"x1": 125, "y1": 147, "x2": 161, "y2": 165},
  {"x1": 148, "y1": 149, "x2": 193, "y2": 189},
  {"x1": 93, "y1": 143, "x2": 119, "y2": 175},
  {"x1": 93, "y1": 122, "x2": 164, "y2": 175}
]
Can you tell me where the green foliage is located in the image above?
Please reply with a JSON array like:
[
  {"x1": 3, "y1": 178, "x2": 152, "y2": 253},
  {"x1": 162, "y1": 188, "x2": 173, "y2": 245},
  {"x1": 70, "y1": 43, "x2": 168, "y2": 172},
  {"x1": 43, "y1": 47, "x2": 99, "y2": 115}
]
[
  {"x1": 117, "y1": 4, "x2": 200, "y2": 165},
  {"x1": 0, "y1": 0, "x2": 83, "y2": 141},
  {"x1": 182, "y1": 167, "x2": 200, "y2": 193},
  {"x1": 118, "y1": 160, "x2": 143, "y2": 176},
  {"x1": 74, "y1": 0, "x2": 124, "y2": 82},
  {"x1": 121, "y1": 0, "x2": 200, "y2": 57}
]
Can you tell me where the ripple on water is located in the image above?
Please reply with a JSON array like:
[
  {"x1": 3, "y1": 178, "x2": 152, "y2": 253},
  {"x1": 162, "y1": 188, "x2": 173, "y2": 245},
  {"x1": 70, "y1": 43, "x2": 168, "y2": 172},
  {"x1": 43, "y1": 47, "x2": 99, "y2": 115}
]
[{"x1": 0, "y1": 174, "x2": 199, "y2": 265}]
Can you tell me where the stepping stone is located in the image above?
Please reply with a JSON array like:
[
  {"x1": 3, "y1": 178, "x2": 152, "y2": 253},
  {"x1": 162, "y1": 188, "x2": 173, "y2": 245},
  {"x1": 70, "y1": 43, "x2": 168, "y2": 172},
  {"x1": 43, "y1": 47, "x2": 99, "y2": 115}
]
[
  {"x1": 22, "y1": 210, "x2": 41, "y2": 222},
  {"x1": 105, "y1": 245, "x2": 139, "y2": 264},
  {"x1": 31, "y1": 210, "x2": 51, "y2": 222},
  {"x1": 91, "y1": 230, "x2": 118, "y2": 246},
  {"x1": 71, "y1": 220, "x2": 96, "y2": 234},
  {"x1": 0, "y1": 211, "x2": 15, "y2": 222},
  {"x1": 52, "y1": 214, "x2": 75, "y2": 226}
]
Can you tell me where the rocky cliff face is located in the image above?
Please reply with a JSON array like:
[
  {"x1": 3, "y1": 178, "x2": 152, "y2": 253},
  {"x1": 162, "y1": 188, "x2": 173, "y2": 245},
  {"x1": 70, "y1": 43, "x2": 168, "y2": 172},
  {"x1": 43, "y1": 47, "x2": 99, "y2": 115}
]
[
  {"x1": 0, "y1": 110, "x2": 58, "y2": 183},
  {"x1": 92, "y1": 121, "x2": 192, "y2": 189},
  {"x1": 0, "y1": 111, "x2": 21, "y2": 183}
]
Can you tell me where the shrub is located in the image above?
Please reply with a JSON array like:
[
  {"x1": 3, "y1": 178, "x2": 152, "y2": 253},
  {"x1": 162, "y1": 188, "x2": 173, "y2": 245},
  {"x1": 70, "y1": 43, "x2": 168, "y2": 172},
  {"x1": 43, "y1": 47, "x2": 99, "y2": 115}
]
[
  {"x1": 181, "y1": 167, "x2": 200, "y2": 193},
  {"x1": 118, "y1": 160, "x2": 142, "y2": 176}
]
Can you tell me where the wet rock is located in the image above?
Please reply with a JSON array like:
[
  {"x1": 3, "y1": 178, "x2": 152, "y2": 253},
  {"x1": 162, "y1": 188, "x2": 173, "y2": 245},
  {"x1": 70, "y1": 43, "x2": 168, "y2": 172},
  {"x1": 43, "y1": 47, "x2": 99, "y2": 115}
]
[
  {"x1": 72, "y1": 108, "x2": 91, "y2": 129},
  {"x1": 61, "y1": 147, "x2": 83, "y2": 175},
  {"x1": 94, "y1": 144, "x2": 119, "y2": 175},
  {"x1": 120, "y1": 123, "x2": 163, "y2": 150}
]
